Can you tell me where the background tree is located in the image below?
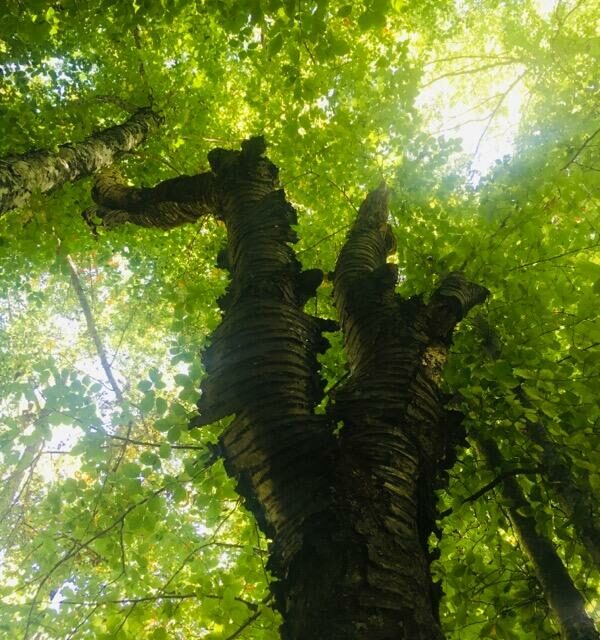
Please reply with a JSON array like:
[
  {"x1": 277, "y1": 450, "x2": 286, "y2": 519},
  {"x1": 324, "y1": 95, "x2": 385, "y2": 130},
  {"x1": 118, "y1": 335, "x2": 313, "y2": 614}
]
[{"x1": 0, "y1": 0, "x2": 598, "y2": 639}]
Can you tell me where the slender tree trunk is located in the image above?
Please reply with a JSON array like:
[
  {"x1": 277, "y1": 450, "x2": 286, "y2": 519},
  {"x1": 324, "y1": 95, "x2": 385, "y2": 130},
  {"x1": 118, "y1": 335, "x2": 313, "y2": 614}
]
[
  {"x1": 472, "y1": 320, "x2": 600, "y2": 571},
  {"x1": 0, "y1": 107, "x2": 162, "y2": 215},
  {"x1": 474, "y1": 436, "x2": 599, "y2": 640},
  {"x1": 525, "y1": 421, "x2": 600, "y2": 569},
  {"x1": 62, "y1": 250, "x2": 123, "y2": 403}
]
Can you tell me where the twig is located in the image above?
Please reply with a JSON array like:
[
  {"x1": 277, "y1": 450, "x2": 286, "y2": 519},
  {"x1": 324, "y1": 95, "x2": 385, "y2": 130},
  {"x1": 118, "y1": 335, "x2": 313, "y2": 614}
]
[
  {"x1": 474, "y1": 71, "x2": 527, "y2": 158},
  {"x1": 506, "y1": 242, "x2": 599, "y2": 272},
  {"x1": 222, "y1": 608, "x2": 263, "y2": 640},
  {"x1": 561, "y1": 125, "x2": 600, "y2": 171},
  {"x1": 421, "y1": 60, "x2": 522, "y2": 89}
]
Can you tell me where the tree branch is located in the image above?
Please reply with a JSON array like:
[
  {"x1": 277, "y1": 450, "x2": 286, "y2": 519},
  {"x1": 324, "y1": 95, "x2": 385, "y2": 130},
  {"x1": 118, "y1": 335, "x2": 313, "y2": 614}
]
[
  {"x1": 561, "y1": 125, "x2": 600, "y2": 171},
  {"x1": 0, "y1": 107, "x2": 162, "y2": 215},
  {"x1": 439, "y1": 467, "x2": 541, "y2": 518},
  {"x1": 89, "y1": 167, "x2": 221, "y2": 229},
  {"x1": 64, "y1": 253, "x2": 123, "y2": 403}
]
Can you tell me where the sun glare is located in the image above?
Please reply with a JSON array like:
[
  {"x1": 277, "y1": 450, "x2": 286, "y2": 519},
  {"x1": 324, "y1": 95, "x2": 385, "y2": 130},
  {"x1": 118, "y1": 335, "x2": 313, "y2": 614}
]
[{"x1": 416, "y1": 66, "x2": 528, "y2": 178}]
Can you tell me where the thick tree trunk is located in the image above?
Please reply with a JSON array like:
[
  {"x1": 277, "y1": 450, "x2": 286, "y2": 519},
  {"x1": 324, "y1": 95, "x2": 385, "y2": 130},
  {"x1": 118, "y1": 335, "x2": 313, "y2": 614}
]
[
  {"x1": 188, "y1": 141, "x2": 487, "y2": 638},
  {"x1": 525, "y1": 421, "x2": 600, "y2": 569},
  {"x1": 475, "y1": 437, "x2": 599, "y2": 640},
  {"x1": 0, "y1": 107, "x2": 162, "y2": 215},
  {"x1": 87, "y1": 138, "x2": 491, "y2": 637}
]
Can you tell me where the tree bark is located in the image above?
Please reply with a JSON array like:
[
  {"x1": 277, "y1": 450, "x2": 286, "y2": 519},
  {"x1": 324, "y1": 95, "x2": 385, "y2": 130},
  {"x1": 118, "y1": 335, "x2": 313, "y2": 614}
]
[
  {"x1": 87, "y1": 166, "x2": 220, "y2": 229},
  {"x1": 188, "y1": 141, "x2": 487, "y2": 638},
  {"x1": 324, "y1": 187, "x2": 488, "y2": 639},
  {"x1": 85, "y1": 138, "x2": 493, "y2": 637},
  {"x1": 0, "y1": 107, "x2": 162, "y2": 215},
  {"x1": 474, "y1": 436, "x2": 599, "y2": 640}
]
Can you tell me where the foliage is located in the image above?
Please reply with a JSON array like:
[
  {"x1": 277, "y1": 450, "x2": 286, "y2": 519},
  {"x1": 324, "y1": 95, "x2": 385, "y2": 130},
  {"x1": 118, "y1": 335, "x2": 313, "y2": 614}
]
[{"x1": 0, "y1": 0, "x2": 598, "y2": 638}]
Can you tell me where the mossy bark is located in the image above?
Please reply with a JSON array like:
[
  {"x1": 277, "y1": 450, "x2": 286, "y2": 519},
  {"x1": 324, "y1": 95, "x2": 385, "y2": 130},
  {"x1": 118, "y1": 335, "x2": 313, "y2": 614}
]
[{"x1": 0, "y1": 108, "x2": 162, "y2": 215}]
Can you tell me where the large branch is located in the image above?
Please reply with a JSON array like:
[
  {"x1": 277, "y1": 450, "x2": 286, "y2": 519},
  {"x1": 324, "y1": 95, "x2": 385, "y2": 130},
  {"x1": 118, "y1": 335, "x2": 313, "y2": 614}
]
[
  {"x1": 87, "y1": 167, "x2": 221, "y2": 229},
  {"x1": 474, "y1": 436, "x2": 599, "y2": 640},
  {"x1": 0, "y1": 107, "x2": 163, "y2": 215}
]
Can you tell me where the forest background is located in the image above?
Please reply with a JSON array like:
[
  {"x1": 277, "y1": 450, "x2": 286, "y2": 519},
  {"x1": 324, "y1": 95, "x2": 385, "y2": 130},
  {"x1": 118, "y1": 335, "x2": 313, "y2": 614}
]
[{"x1": 0, "y1": 0, "x2": 598, "y2": 638}]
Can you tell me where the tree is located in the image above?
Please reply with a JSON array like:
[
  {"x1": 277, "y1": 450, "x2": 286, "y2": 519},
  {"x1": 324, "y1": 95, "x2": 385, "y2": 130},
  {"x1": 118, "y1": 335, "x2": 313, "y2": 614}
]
[{"x1": 0, "y1": 1, "x2": 598, "y2": 639}]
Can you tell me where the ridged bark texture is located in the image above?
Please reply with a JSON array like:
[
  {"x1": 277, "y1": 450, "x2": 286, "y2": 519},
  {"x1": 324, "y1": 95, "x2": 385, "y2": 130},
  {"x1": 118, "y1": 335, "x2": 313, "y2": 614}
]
[
  {"x1": 475, "y1": 437, "x2": 599, "y2": 640},
  {"x1": 325, "y1": 185, "x2": 489, "y2": 639},
  {"x1": 84, "y1": 137, "x2": 492, "y2": 637},
  {"x1": 192, "y1": 151, "x2": 488, "y2": 637},
  {"x1": 192, "y1": 139, "x2": 339, "y2": 637},
  {"x1": 89, "y1": 168, "x2": 221, "y2": 229},
  {"x1": 0, "y1": 108, "x2": 162, "y2": 214},
  {"x1": 525, "y1": 421, "x2": 600, "y2": 569}
]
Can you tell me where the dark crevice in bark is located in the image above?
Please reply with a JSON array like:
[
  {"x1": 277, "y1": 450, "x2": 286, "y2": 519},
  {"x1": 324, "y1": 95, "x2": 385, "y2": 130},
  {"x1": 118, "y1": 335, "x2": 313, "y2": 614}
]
[
  {"x1": 0, "y1": 107, "x2": 162, "y2": 215},
  {"x1": 474, "y1": 437, "x2": 599, "y2": 640}
]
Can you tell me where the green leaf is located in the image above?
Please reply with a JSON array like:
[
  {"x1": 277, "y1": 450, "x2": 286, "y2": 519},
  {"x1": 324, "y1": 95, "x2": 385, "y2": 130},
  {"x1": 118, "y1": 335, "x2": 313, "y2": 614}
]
[{"x1": 121, "y1": 462, "x2": 141, "y2": 478}]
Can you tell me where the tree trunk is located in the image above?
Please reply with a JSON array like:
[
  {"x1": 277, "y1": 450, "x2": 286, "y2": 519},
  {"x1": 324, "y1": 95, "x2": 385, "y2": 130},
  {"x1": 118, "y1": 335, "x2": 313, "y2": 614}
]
[
  {"x1": 0, "y1": 107, "x2": 162, "y2": 215},
  {"x1": 525, "y1": 421, "x2": 600, "y2": 569},
  {"x1": 474, "y1": 436, "x2": 599, "y2": 640},
  {"x1": 84, "y1": 138, "x2": 491, "y2": 637},
  {"x1": 472, "y1": 320, "x2": 600, "y2": 571},
  {"x1": 188, "y1": 140, "x2": 487, "y2": 638}
]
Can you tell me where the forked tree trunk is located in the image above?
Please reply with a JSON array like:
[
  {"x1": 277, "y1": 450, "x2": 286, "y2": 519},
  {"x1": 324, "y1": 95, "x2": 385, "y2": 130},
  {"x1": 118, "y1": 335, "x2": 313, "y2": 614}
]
[
  {"x1": 474, "y1": 437, "x2": 599, "y2": 640},
  {"x1": 93, "y1": 138, "x2": 488, "y2": 637},
  {"x1": 91, "y1": 139, "x2": 596, "y2": 639},
  {"x1": 188, "y1": 140, "x2": 487, "y2": 638},
  {"x1": 0, "y1": 107, "x2": 162, "y2": 214}
]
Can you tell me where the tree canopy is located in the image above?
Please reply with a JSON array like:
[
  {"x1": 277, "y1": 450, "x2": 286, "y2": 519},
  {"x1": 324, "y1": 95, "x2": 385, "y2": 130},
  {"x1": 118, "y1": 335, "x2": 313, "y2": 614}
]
[{"x1": 0, "y1": 1, "x2": 598, "y2": 638}]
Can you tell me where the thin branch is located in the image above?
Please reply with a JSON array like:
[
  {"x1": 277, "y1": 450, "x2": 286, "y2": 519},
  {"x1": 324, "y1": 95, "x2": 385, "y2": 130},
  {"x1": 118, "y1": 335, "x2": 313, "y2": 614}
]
[
  {"x1": 92, "y1": 95, "x2": 141, "y2": 113},
  {"x1": 421, "y1": 60, "x2": 523, "y2": 89},
  {"x1": 100, "y1": 432, "x2": 208, "y2": 451},
  {"x1": 561, "y1": 125, "x2": 600, "y2": 171},
  {"x1": 424, "y1": 54, "x2": 524, "y2": 67},
  {"x1": 63, "y1": 253, "x2": 123, "y2": 403},
  {"x1": 439, "y1": 467, "x2": 541, "y2": 518},
  {"x1": 474, "y1": 71, "x2": 527, "y2": 158},
  {"x1": 222, "y1": 608, "x2": 263, "y2": 640},
  {"x1": 506, "y1": 242, "x2": 599, "y2": 272}
]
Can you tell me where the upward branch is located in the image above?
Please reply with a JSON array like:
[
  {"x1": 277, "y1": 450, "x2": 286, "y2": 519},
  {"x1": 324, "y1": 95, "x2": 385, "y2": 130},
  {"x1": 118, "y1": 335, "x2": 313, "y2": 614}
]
[{"x1": 0, "y1": 108, "x2": 163, "y2": 215}]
